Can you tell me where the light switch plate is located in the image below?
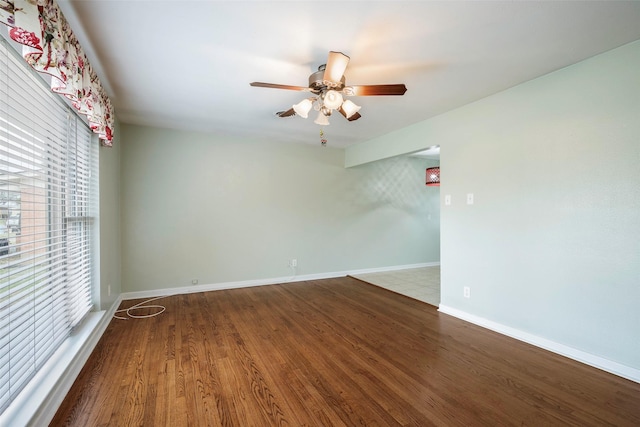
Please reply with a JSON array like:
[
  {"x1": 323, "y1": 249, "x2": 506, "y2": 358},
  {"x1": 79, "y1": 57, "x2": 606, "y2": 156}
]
[
  {"x1": 467, "y1": 193, "x2": 474, "y2": 205},
  {"x1": 445, "y1": 195, "x2": 451, "y2": 206}
]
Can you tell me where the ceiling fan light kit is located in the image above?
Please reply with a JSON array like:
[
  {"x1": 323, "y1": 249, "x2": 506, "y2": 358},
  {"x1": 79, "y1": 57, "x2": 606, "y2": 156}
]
[
  {"x1": 314, "y1": 110, "x2": 330, "y2": 126},
  {"x1": 293, "y1": 98, "x2": 314, "y2": 118},
  {"x1": 323, "y1": 90, "x2": 344, "y2": 110},
  {"x1": 341, "y1": 99, "x2": 361, "y2": 119},
  {"x1": 251, "y1": 51, "x2": 407, "y2": 134}
]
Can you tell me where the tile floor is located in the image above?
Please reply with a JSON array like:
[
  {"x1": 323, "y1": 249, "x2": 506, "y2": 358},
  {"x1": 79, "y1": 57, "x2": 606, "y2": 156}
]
[{"x1": 351, "y1": 266, "x2": 441, "y2": 307}]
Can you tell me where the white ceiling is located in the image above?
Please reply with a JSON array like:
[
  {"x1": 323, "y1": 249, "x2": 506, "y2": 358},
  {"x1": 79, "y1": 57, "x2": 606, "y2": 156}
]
[{"x1": 58, "y1": 1, "x2": 640, "y2": 148}]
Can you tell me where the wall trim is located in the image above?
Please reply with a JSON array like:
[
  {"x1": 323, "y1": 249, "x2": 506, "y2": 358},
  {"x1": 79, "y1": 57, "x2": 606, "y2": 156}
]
[
  {"x1": 438, "y1": 304, "x2": 640, "y2": 384},
  {"x1": 1, "y1": 296, "x2": 124, "y2": 427},
  {"x1": 121, "y1": 262, "x2": 440, "y2": 300},
  {"x1": 348, "y1": 262, "x2": 439, "y2": 276}
]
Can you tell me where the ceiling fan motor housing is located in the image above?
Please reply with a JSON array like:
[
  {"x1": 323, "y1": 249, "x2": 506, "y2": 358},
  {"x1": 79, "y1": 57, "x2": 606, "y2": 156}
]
[{"x1": 309, "y1": 69, "x2": 345, "y2": 92}]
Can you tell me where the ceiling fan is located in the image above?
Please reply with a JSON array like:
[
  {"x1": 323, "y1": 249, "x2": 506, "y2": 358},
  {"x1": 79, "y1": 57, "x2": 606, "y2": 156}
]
[{"x1": 250, "y1": 51, "x2": 407, "y2": 126}]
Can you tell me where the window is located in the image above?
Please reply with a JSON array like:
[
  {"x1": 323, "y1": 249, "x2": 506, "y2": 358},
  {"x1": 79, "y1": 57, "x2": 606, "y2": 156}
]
[{"x1": 0, "y1": 38, "x2": 97, "y2": 415}]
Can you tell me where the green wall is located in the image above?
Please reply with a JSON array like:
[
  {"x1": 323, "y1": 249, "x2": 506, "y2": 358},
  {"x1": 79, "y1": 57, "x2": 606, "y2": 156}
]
[
  {"x1": 347, "y1": 40, "x2": 640, "y2": 371},
  {"x1": 98, "y1": 119, "x2": 122, "y2": 310},
  {"x1": 119, "y1": 125, "x2": 440, "y2": 293}
]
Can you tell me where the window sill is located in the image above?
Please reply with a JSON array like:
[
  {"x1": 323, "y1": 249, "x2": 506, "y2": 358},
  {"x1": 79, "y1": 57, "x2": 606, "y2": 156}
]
[{"x1": 0, "y1": 304, "x2": 116, "y2": 427}]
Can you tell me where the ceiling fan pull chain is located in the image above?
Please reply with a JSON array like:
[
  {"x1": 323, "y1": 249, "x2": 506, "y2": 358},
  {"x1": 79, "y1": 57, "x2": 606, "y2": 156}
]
[{"x1": 320, "y1": 129, "x2": 327, "y2": 146}]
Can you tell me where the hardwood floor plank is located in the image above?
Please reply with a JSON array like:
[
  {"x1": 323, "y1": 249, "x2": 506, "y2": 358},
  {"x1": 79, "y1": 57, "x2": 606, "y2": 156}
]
[
  {"x1": 51, "y1": 277, "x2": 640, "y2": 426},
  {"x1": 269, "y1": 284, "x2": 444, "y2": 425},
  {"x1": 240, "y1": 283, "x2": 400, "y2": 424}
]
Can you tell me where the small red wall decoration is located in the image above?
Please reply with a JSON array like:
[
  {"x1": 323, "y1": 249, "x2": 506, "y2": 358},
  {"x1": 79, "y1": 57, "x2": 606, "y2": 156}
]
[{"x1": 426, "y1": 167, "x2": 440, "y2": 186}]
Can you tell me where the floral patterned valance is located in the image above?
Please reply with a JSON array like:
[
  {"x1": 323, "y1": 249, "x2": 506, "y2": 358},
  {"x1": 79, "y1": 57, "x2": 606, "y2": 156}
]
[{"x1": 0, "y1": 0, "x2": 114, "y2": 146}]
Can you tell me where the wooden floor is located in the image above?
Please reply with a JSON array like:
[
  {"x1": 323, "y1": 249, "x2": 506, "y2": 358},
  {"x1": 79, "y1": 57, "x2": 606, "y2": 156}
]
[{"x1": 52, "y1": 277, "x2": 640, "y2": 426}]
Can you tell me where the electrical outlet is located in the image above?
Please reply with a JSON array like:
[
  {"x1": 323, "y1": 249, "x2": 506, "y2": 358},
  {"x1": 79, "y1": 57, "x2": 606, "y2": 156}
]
[
  {"x1": 192, "y1": 279, "x2": 199, "y2": 285},
  {"x1": 464, "y1": 286, "x2": 470, "y2": 298},
  {"x1": 289, "y1": 259, "x2": 298, "y2": 268}
]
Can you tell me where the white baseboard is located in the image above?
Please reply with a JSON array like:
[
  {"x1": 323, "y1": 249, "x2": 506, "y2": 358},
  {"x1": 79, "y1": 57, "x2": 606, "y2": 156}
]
[
  {"x1": 121, "y1": 272, "x2": 340, "y2": 300},
  {"x1": 438, "y1": 304, "x2": 640, "y2": 384},
  {"x1": 348, "y1": 261, "x2": 440, "y2": 276},
  {"x1": 121, "y1": 262, "x2": 440, "y2": 301}
]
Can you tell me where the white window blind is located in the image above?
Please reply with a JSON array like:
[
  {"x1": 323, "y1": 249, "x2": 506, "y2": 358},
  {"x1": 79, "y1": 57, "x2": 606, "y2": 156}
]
[{"x1": 0, "y1": 38, "x2": 96, "y2": 415}]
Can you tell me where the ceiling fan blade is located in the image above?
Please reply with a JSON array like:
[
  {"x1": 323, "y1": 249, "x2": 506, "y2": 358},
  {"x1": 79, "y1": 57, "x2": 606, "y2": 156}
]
[
  {"x1": 337, "y1": 107, "x2": 362, "y2": 122},
  {"x1": 347, "y1": 84, "x2": 407, "y2": 96},
  {"x1": 250, "y1": 82, "x2": 308, "y2": 91},
  {"x1": 347, "y1": 112, "x2": 361, "y2": 122},
  {"x1": 323, "y1": 51, "x2": 350, "y2": 85},
  {"x1": 276, "y1": 108, "x2": 296, "y2": 117}
]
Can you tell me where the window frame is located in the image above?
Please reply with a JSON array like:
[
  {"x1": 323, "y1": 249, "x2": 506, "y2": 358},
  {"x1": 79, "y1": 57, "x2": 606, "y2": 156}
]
[{"x1": 0, "y1": 35, "x2": 98, "y2": 418}]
